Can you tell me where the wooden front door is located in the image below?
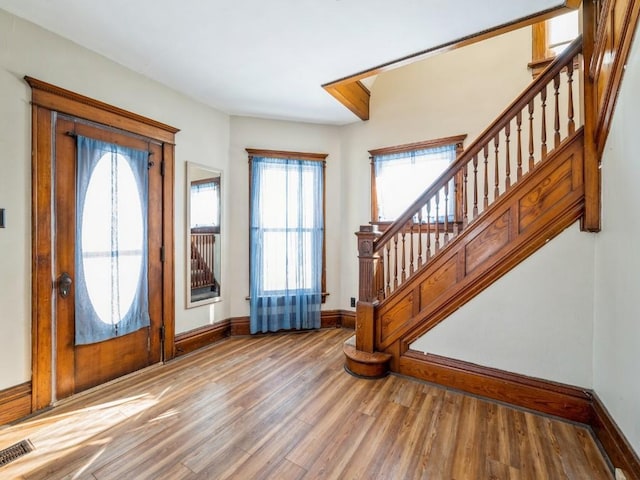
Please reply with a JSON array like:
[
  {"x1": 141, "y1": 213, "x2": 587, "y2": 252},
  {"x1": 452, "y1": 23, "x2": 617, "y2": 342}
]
[{"x1": 53, "y1": 117, "x2": 164, "y2": 398}]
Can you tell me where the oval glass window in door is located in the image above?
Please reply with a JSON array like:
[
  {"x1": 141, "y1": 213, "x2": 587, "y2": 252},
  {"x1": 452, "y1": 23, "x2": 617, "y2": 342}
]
[
  {"x1": 81, "y1": 151, "x2": 144, "y2": 325},
  {"x1": 74, "y1": 135, "x2": 150, "y2": 345}
]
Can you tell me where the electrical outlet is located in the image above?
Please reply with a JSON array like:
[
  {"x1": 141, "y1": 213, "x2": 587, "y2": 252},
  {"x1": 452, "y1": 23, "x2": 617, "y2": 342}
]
[
  {"x1": 350, "y1": 297, "x2": 356, "y2": 308},
  {"x1": 615, "y1": 468, "x2": 628, "y2": 480}
]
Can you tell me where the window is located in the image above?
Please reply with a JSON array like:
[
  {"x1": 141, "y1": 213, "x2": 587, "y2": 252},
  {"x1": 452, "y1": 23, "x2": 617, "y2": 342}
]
[
  {"x1": 190, "y1": 177, "x2": 220, "y2": 233},
  {"x1": 530, "y1": 10, "x2": 580, "y2": 77},
  {"x1": 247, "y1": 149, "x2": 326, "y2": 334},
  {"x1": 369, "y1": 135, "x2": 465, "y2": 227}
]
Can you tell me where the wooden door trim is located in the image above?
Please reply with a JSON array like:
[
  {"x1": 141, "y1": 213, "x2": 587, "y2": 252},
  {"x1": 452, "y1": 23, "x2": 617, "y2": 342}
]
[{"x1": 28, "y1": 77, "x2": 178, "y2": 411}]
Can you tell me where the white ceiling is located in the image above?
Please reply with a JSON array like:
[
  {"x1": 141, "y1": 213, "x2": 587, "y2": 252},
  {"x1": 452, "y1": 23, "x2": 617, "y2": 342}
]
[{"x1": 0, "y1": 0, "x2": 563, "y2": 125}]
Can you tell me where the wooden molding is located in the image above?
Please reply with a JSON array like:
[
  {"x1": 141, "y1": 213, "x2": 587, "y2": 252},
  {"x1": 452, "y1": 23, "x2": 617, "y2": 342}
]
[
  {"x1": 589, "y1": 0, "x2": 640, "y2": 155},
  {"x1": 399, "y1": 350, "x2": 593, "y2": 423},
  {"x1": 175, "y1": 310, "x2": 354, "y2": 357},
  {"x1": 24, "y1": 77, "x2": 179, "y2": 143},
  {"x1": 245, "y1": 148, "x2": 328, "y2": 162},
  {"x1": 0, "y1": 382, "x2": 32, "y2": 426},
  {"x1": 368, "y1": 134, "x2": 467, "y2": 157},
  {"x1": 320, "y1": 310, "x2": 343, "y2": 329},
  {"x1": 341, "y1": 310, "x2": 356, "y2": 329},
  {"x1": 323, "y1": 3, "x2": 579, "y2": 119},
  {"x1": 229, "y1": 316, "x2": 251, "y2": 336},
  {"x1": 174, "y1": 321, "x2": 230, "y2": 357},
  {"x1": 591, "y1": 393, "x2": 640, "y2": 480},
  {"x1": 28, "y1": 77, "x2": 177, "y2": 410},
  {"x1": 323, "y1": 81, "x2": 370, "y2": 121},
  {"x1": 581, "y1": 0, "x2": 601, "y2": 233}
]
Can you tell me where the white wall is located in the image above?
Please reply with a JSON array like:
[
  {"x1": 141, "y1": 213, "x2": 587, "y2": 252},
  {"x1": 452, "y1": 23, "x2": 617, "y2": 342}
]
[
  {"x1": 411, "y1": 223, "x2": 595, "y2": 387},
  {"x1": 339, "y1": 26, "x2": 534, "y2": 309},
  {"x1": 593, "y1": 23, "x2": 640, "y2": 454},
  {"x1": 228, "y1": 116, "x2": 342, "y2": 318},
  {"x1": 0, "y1": 9, "x2": 230, "y2": 390}
]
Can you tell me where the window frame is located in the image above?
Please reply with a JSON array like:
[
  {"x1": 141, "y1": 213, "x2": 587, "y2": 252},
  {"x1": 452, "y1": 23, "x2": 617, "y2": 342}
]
[
  {"x1": 246, "y1": 148, "x2": 328, "y2": 301},
  {"x1": 189, "y1": 177, "x2": 221, "y2": 234},
  {"x1": 530, "y1": 10, "x2": 580, "y2": 77},
  {"x1": 368, "y1": 135, "x2": 466, "y2": 232}
]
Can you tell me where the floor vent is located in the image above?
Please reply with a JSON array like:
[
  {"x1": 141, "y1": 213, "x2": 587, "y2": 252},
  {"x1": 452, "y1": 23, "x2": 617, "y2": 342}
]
[{"x1": 0, "y1": 440, "x2": 34, "y2": 467}]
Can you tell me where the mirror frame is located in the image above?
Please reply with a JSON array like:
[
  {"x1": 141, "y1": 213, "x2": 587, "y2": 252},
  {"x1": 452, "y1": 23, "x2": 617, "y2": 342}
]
[{"x1": 185, "y1": 161, "x2": 222, "y2": 308}]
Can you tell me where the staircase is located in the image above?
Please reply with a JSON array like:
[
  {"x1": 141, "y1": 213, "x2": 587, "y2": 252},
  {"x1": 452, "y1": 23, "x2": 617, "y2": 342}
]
[{"x1": 345, "y1": 36, "x2": 585, "y2": 378}]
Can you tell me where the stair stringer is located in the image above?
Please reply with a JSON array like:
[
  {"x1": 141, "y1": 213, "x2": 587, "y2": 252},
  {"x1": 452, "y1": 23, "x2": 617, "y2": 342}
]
[{"x1": 374, "y1": 130, "x2": 585, "y2": 369}]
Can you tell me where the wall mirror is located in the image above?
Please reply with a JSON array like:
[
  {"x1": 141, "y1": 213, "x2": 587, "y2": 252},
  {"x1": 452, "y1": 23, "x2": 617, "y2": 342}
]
[{"x1": 186, "y1": 162, "x2": 222, "y2": 308}]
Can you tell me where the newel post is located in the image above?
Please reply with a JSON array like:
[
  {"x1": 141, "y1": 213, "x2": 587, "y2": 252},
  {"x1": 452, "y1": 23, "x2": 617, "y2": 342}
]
[{"x1": 355, "y1": 225, "x2": 381, "y2": 353}]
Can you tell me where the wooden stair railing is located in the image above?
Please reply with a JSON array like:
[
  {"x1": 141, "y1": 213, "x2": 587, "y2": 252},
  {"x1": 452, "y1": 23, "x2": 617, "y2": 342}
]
[
  {"x1": 190, "y1": 232, "x2": 216, "y2": 290},
  {"x1": 347, "y1": 36, "x2": 584, "y2": 378}
]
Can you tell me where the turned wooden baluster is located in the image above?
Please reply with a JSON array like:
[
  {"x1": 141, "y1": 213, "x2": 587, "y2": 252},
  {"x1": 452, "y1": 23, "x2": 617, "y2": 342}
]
[
  {"x1": 453, "y1": 172, "x2": 459, "y2": 236},
  {"x1": 435, "y1": 192, "x2": 441, "y2": 253},
  {"x1": 494, "y1": 134, "x2": 500, "y2": 199},
  {"x1": 375, "y1": 255, "x2": 384, "y2": 301},
  {"x1": 541, "y1": 85, "x2": 548, "y2": 159},
  {"x1": 505, "y1": 122, "x2": 511, "y2": 190},
  {"x1": 528, "y1": 99, "x2": 535, "y2": 170},
  {"x1": 426, "y1": 201, "x2": 432, "y2": 260},
  {"x1": 463, "y1": 163, "x2": 469, "y2": 227},
  {"x1": 417, "y1": 209, "x2": 423, "y2": 268},
  {"x1": 483, "y1": 145, "x2": 489, "y2": 210},
  {"x1": 472, "y1": 154, "x2": 479, "y2": 218},
  {"x1": 444, "y1": 182, "x2": 449, "y2": 245},
  {"x1": 567, "y1": 61, "x2": 575, "y2": 135},
  {"x1": 409, "y1": 222, "x2": 415, "y2": 276},
  {"x1": 401, "y1": 230, "x2": 406, "y2": 282},
  {"x1": 516, "y1": 111, "x2": 523, "y2": 180},
  {"x1": 385, "y1": 242, "x2": 391, "y2": 296},
  {"x1": 554, "y1": 72, "x2": 561, "y2": 148},
  {"x1": 393, "y1": 234, "x2": 399, "y2": 290}
]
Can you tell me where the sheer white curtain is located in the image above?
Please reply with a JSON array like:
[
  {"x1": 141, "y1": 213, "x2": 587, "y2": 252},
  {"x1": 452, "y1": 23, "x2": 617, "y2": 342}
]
[
  {"x1": 75, "y1": 136, "x2": 150, "y2": 345},
  {"x1": 249, "y1": 157, "x2": 323, "y2": 334},
  {"x1": 374, "y1": 145, "x2": 456, "y2": 222}
]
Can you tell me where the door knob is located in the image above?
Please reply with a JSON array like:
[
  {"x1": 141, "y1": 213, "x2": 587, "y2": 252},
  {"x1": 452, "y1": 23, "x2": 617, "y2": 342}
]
[{"x1": 58, "y1": 272, "x2": 73, "y2": 298}]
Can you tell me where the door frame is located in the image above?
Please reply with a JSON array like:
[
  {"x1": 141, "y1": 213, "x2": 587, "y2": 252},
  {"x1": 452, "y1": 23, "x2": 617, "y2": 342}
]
[{"x1": 27, "y1": 77, "x2": 178, "y2": 411}]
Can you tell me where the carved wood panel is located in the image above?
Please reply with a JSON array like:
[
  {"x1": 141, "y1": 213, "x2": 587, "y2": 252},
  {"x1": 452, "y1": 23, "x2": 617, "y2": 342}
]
[{"x1": 375, "y1": 131, "x2": 584, "y2": 351}]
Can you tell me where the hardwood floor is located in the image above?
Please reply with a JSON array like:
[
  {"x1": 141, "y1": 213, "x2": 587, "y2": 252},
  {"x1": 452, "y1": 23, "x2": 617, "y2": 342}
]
[{"x1": 0, "y1": 328, "x2": 612, "y2": 479}]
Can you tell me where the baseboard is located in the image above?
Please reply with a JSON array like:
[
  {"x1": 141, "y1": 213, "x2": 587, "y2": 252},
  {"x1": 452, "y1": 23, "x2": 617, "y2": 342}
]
[
  {"x1": 229, "y1": 316, "x2": 250, "y2": 336},
  {"x1": 398, "y1": 350, "x2": 593, "y2": 424},
  {"x1": 340, "y1": 309, "x2": 356, "y2": 329},
  {"x1": 174, "y1": 321, "x2": 230, "y2": 357},
  {"x1": 0, "y1": 382, "x2": 32, "y2": 425},
  {"x1": 176, "y1": 310, "x2": 354, "y2": 353},
  {"x1": 229, "y1": 310, "x2": 350, "y2": 336},
  {"x1": 591, "y1": 393, "x2": 640, "y2": 480}
]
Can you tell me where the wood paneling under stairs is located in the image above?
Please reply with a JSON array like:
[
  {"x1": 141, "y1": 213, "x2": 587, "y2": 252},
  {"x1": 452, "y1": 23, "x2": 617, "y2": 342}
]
[
  {"x1": 375, "y1": 130, "x2": 585, "y2": 355},
  {"x1": 0, "y1": 329, "x2": 612, "y2": 479}
]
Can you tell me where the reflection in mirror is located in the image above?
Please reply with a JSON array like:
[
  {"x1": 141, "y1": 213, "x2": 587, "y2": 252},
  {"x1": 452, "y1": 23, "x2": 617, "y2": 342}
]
[{"x1": 186, "y1": 162, "x2": 221, "y2": 308}]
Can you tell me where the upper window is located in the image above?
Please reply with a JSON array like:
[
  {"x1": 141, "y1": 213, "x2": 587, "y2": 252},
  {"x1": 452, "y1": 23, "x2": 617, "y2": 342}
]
[
  {"x1": 530, "y1": 10, "x2": 579, "y2": 76},
  {"x1": 190, "y1": 177, "x2": 220, "y2": 233},
  {"x1": 369, "y1": 135, "x2": 465, "y2": 226}
]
